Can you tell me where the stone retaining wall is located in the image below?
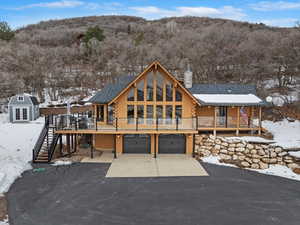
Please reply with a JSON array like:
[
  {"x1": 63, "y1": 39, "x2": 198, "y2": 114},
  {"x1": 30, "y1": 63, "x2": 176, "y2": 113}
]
[{"x1": 195, "y1": 134, "x2": 300, "y2": 170}]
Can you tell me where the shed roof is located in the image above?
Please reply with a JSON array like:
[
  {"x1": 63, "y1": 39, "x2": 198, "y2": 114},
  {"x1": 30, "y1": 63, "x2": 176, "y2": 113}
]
[{"x1": 29, "y1": 96, "x2": 39, "y2": 105}]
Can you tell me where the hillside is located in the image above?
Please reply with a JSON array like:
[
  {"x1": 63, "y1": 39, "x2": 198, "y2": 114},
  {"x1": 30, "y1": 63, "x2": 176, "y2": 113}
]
[{"x1": 0, "y1": 16, "x2": 299, "y2": 104}]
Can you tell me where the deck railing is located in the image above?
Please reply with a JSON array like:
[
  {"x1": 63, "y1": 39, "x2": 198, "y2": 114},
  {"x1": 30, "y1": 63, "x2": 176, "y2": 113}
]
[
  {"x1": 54, "y1": 115, "x2": 197, "y2": 131},
  {"x1": 197, "y1": 116, "x2": 259, "y2": 129}
]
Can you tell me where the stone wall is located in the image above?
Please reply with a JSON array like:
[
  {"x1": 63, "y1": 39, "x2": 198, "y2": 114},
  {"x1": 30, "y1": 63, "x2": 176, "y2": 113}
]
[{"x1": 195, "y1": 134, "x2": 300, "y2": 170}]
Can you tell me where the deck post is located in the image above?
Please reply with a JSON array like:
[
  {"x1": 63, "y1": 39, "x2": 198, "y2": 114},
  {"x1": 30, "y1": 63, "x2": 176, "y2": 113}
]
[
  {"x1": 74, "y1": 134, "x2": 77, "y2": 152},
  {"x1": 236, "y1": 107, "x2": 240, "y2": 136},
  {"x1": 59, "y1": 135, "x2": 63, "y2": 156},
  {"x1": 213, "y1": 107, "x2": 217, "y2": 136},
  {"x1": 114, "y1": 135, "x2": 117, "y2": 159},
  {"x1": 66, "y1": 134, "x2": 71, "y2": 157},
  {"x1": 258, "y1": 107, "x2": 262, "y2": 135},
  {"x1": 192, "y1": 134, "x2": 195, "y2": 158},
  {"x1": 90, "y1": 144, "x2": 94, "y2": 159}
]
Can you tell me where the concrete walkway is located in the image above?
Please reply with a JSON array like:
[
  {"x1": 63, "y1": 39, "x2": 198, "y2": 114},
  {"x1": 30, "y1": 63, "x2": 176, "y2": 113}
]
[{"x1": 106, "y1": 154, "x2": 208, "y2": 177}]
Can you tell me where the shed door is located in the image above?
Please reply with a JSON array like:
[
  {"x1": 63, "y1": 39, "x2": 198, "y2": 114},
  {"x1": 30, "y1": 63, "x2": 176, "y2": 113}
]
[
  {"x1": 14, "y1": 107, "x2": 29, "y2": 121},
  {"x1": 158, "y1": 134, "x2": 186, "y2": 154},
  {"x1": 123, "y1": 134, "x2": 151, "y2": 153}
]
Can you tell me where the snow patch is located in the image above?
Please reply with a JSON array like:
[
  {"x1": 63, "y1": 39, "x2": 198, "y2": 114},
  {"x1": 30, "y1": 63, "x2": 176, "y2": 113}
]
[
  {"x1": 0, "y1": 114, "x2": 44, "y2": 193},
  {"x1": 201, "y1": 156, "x2": 236, "y2": 167},
  {"x1": 262, "y1": 119, "x2": 300, "y2": 149},
  {"x1": 52, "y1": 160, "x2": 72, "y2": 166},
  {"x1": 289, "y1": 151, "x2": 300, "y2": 158},
  {"x1": 193, "y1": 94, "x2": 263, "y2": 104},
  {"x1": 225, "y1": 136, "x2": 275, "y2": 144}
]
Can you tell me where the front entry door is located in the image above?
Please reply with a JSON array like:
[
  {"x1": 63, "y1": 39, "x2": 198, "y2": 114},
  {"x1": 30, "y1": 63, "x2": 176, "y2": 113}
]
[{"x1": 217, "y1": 106, "x2": 227, "y2": 127}]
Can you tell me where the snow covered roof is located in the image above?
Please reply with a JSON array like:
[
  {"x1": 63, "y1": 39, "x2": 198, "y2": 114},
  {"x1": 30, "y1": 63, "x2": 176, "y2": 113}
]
[{"x1": 193, "y1": 94, "x2": 266, "y2": 106}]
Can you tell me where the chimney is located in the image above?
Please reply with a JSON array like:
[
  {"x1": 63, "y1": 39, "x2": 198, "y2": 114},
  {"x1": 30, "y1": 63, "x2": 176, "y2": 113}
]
[{"x1": 184, "y1": 64, "x2": 193, "y2": 89}]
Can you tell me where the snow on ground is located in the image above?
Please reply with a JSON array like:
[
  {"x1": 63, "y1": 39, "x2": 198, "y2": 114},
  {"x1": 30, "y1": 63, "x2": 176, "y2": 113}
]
[
  {"x1": 0, "y1": 218, "x2": 8, "y2": 225},
  {"x1": 289, "y1": 151, "x2": 300, "y2": 158},
  {"x1": 225, "y1": 136, "x2": 275, "y2": 144},
  {"x1": 262, "y1": 119, "x2": 300, "y2": 149},
  {"x1": 52, "y1": 160, "x2": 72, "y2": 166},
  {"x1": 0, "y1": 114, "x2": 44, "y2": 194},
  {"x1": 202, "y1": 156, "x2": 300, "y2": 181}
]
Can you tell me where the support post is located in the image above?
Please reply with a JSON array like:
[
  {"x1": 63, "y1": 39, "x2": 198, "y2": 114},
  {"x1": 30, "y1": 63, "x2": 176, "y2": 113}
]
[
  {"x1": 136, "y1": 117, "x2": 138, "y2": 131},
  {"x1": 66, "y1": 134, "x2": 71, "y2": 157},
  {"x1": 258, "y1": 107, "x2": 262, "y2": 135},
  {"x1": 192, "y1": 134, "x2": 195, "y2": 158},
  {"x1": 214, "y1": 107, "x2": 217, "y2": 137},
  {"x1": 90, "y1": 144, "x2": 94, "y2": 159},
  {"x1": 154, "y1": 134, "x2": 157, "y2": 158},
  {"x1": 156, "y1": 118, "x2": 158, "y2": 131},
  {"x1": 236, "y1": 106, "x2": 240, "y2": 136},
  {"x1": 59, "y1": 135, "x2": 63, "y2": 156},
  {"x1": 114, "y1": 135, "x2": 117, "y2": 159},
  {"x1": 74, "y1": 134, "x2": 77, "y2": 152}
]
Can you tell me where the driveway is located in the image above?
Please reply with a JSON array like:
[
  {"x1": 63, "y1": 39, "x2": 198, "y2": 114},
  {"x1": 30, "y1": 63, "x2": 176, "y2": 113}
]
[
  {"x1": 106, "y1": 154, "x2": 208, "y2": 177},
  {"x1": 6, "y1": 162, "x2": 300, "y2": 225}
]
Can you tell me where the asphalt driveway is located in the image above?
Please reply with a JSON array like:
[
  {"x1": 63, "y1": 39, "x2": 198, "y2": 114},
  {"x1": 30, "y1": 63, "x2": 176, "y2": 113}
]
[{"x1": 6, "y1": 162, "x2": 300, "y2": 225}]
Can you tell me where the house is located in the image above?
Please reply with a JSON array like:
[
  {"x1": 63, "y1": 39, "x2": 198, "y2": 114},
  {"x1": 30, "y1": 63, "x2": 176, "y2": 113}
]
[
  {"x1": 8, "y1": 94, "x2": 39, "y2": 123},
  {"x1": 32, "y1": 61, "x2": 267, "y2": 162}
]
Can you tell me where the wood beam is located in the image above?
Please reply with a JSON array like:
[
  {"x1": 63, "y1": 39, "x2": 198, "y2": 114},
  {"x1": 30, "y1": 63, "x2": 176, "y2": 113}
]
[{"x1": 214, "y1": 107, "x2": 217, "y2": 136}]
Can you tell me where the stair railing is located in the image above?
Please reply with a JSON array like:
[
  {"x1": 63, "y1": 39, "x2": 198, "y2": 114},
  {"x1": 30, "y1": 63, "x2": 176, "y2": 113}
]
[{"x1": 32, "y1": 116, "x2": 50, "y2": 162}]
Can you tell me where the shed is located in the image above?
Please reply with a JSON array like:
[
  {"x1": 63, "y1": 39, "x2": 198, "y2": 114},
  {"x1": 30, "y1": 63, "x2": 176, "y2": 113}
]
[{"x1": 8, "y1": 94, "x2": 40, "y2": 122}]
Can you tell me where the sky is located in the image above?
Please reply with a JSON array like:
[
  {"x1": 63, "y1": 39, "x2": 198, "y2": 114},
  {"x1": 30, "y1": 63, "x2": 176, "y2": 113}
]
[{"x1": 1, "y1": 0, "x2": 300, "y2": 29}]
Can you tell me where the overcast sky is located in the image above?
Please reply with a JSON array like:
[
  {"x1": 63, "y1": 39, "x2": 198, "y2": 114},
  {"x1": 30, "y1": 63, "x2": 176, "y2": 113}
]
[{"x1": 1, "y1": 0, "x2": 300, "y2": 28}]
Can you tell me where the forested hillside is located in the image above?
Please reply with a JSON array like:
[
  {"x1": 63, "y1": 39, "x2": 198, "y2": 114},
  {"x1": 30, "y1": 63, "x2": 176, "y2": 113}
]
[{"x1": 0, "y1": 16, "x2": 299, "y2": 103}]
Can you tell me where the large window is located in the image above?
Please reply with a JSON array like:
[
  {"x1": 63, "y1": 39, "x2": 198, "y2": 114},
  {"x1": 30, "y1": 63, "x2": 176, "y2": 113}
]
[
  {"x1": 107, "y1": 105, "x2": 114, "y2": 124},
  {"x1": 128, "y1": 88, "x2": 135, "y2": 101},
  {"x1": 166, "y1": 105, "x2": 173, "y2": 124},
  {"x1": 156, "y1": 72, "x2": 163, "y2": 101},
  {"x1": 137, "y1": 79, "x2": 144, "y2": 101},
  {"x1": 146, "y1": 72, "x2": 154, "y2": 101},
  {"x1": 127, "y1": 105, "x2": 134, "y2": 124},
  {"x1": 165, "y1": 81, "x2": 173, "y2": 101},
  {"x1": 96, "y1": 105, "x2": 104, "y2": 122},
  {"x1": 156, "y1": 105, "x2": 163, "y2": 124},
  {"x1": 175, "y1": 105, "x2": 182, "y2": 119},
  {"x1": 137, "y1": 105, "x2": 144, "y2": 124},
  {"x1": 147, "y1": 105, "x2": 153, "y2": 124},
  {"x1": 176, "y1": 90, "x2": 182, "y2": 101}
]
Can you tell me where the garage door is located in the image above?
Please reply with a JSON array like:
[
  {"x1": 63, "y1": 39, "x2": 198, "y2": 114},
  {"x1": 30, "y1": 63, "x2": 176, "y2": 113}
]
[
  {"x1": 123, "y1": 134, "x2": 151, "y2": 153},
  {"x1": 158, "y1": 134, "x2": 186, "y2": 154}
]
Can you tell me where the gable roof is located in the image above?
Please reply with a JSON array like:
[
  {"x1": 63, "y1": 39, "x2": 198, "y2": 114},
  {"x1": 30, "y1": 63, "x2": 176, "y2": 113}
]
[
  {"x1": 89, "y1": 75, "x2": 136, "y2": 104},
  {"x1": 107, "y1": 61, "x2": 201, "y2": 106}
]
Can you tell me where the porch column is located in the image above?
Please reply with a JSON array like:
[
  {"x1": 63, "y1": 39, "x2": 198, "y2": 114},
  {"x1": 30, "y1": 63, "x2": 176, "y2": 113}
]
[
  {"x1": 236, "y1": 106, "x2": 240, "y2": 136},
  {"x1": 213, "y1": 107, "x2": 217, "y2": 136},
  {"x1": 258, "y1": 107, "x2": 262, "y2": 135}
]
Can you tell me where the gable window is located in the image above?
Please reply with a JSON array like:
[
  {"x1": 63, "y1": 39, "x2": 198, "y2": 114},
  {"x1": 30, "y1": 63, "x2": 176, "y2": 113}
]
[
  {"x1": 175, "y1": 105, "x2": 182, "y2": 119},
  {"x1": 175, "y1": 90, "x2": 182, "y2": 101},
  {"x1": 156, "y1": 72, "x2": 163, "y2": 101},
  {"x1": 156, "y1": 105, "x2": 163, "y2": 124},
  {"x1": 127, "y1": 105, "x2": 134, "y2": 124},
  {"x1": 165, "y1": 105, "x2": 173, "y2": 124},
  {"x1": 127, "y1": 88, "x2": 134, "y2": 101},
  {"x1": 165, "y1": 81, "x2": 173, "y2": 101},
  {"x1": 146, "y1": 71, "x2": 154, "y2": 101},
  {"x1": 18, "y1": 96, "x2": 24, "y2": 101},
  {"x1": 146, "y1": 105, "x2": 153, "y2": 124},
  {"x1": 137, "y1": 79, "x2": 144, "y2": 101},
  {"x1": 137, "y1": 105, "x2": 144, "y2": 123}
]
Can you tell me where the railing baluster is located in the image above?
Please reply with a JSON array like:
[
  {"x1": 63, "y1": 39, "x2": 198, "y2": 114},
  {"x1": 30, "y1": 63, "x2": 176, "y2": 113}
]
[
  {"x1": 136, "y1": 118, "x2": 138, "y2": 131},
  {"x1": 156, "y1": 118, "x2": 158, "y2": 131},
  {"x1": 116, "y1": 118, "x2": 118, "y2": 131},
  {"x1": 176, "y1": 117, "x2": 179, "y2": 131}
]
